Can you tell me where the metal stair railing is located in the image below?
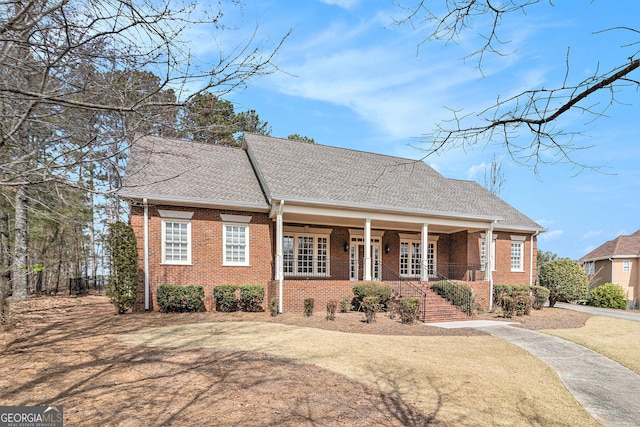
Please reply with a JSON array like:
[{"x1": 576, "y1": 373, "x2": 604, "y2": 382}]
[
  {"x1": 429, "y1": 273, "x2": 474, "y2": 316},
  {"x1": 381, "y1": 264, "x2": 428, "y2": 321}
]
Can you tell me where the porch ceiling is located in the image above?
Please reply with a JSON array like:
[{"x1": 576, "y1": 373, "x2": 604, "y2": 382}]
[{"x1": 282, "y1": 212, "x2": 484, "y2": 234}]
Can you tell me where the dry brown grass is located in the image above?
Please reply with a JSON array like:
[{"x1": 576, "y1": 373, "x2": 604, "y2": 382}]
[
  {"x1": 123, "y1": 321, "x2": 600, "y2": 426},
  {"x1": 1, "y1": 296, "x2": 602, "y2": 426},
  {"x1": 543, "y1": 316, "x2": 640, "y2": 374}
]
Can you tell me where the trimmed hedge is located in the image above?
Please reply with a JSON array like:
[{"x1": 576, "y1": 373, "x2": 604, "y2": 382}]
[
  {"x1": 213, "y1": 285, "x2": 238, "y2": 312},
  {"x1": 531, "y1": 286, "x2": 550, "y2": 310},
  {"x1": 239, "y1": 284, "x2": 264, "y2": 312},
  {"x1": 399, "y1": 298, "x2": 419, "y2": 324},
  {"x1": 494, "y1": 285, "x2": 535, "y2": 317},
  {"x1": 352, "y1": 282, "x2": 392, "y2": 311},
  {"x1": 157, "y1": 284, "x2": 204, "y2": 313},
  {"x1": 430, "y1": 281, "x2": 474, "y2": 315}
]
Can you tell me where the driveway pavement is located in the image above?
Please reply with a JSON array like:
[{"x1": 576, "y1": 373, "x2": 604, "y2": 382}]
[
  {"x1": 555, "y1": 302, "x2": 640, "y2": 322},
  {"x1": 426, "y1": 319, "x2": 640, "y2": 426}
]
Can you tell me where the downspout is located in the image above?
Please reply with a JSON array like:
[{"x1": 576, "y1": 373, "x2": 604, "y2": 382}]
[
  {"x1": 277, "y1": 200, "x2": 284, "y2": 313},
  {"x1": 609, "y1": 257, "x2": 614, "y2": 284},
  {"x1": 529, "y1": 231, "x2": 539, "y2": 287},
  {"x1": 488, "y1": 221, "x2": 495, "y2": 312},
  {"x1": 143, "y1": 198, "x2": 149, "y2": 311}
]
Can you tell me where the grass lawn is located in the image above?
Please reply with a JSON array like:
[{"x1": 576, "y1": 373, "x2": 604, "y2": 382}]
[
  {"x1": 123, "y1": 321, "x2": 600, "y2": 426},
  {"x1": 543, "y1": 315, "x2": 640, "y2": 374}
]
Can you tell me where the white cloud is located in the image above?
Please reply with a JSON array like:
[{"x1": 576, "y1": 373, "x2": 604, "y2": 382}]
[
  {"x1": 540, "y1": 229, "x2": 563, "y2": 241},
  {"x1": 467, "y1": 162, "x2": 488, "y2": 179},
  {"x1": 319, "y1": 0, "x2": 359, "y2": 9},
  {"x1": 582, "y1": 230, "x2": 602, "y2": 240}
]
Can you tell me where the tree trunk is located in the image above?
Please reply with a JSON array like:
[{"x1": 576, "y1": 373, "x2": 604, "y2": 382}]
[
  {"x1": 0, "y1": 210, "x2": 10, "y2": 321},
  {"x1": 12, "y1": 185, "x2": 29, "y2": 301}
]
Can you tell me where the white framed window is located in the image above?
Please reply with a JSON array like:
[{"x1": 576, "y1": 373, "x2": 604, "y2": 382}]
[
  {"x1": 159, "y1": 210, "x2": 193, "y2": 265},
  {"x1": 583, "y1": 262, "x2": 595, "y2": 275},
  {"x1": 283, "y1": 226, "x2": 331, "y2": 276},
  {"x1": 221, "y1": 214, "x2": 251, "y2": 266},
  {"x1": 480, "y1": 234, "x2": 496, "y2": 272},
  {"x1": 623, "y1": 260, "x2": 630, "y2": 273},
  {"x1": 399, "y1": 235, "x2": 437, "y2": 278},
  {"x1": 510, "y1": 236, "x2": 525, "y2": 272},
  {"x1": 162, "y1": 220, "x2": 191, "y2": 264},
  {"x1": 223, "y1": 223, "x2": 249, "y2": 266}
]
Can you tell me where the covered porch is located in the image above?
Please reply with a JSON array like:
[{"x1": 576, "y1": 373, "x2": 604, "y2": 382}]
[{"x1": 270, "y1": 200, "x2": 497, "y2": 315}]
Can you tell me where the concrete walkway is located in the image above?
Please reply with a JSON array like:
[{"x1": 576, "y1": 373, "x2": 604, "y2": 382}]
[
  {"x1": 555, "y1": 302, "x2": 640, "y2": 322},
  {"x1": 426, "y1": 321, "x2": 640, "y2": 426}
]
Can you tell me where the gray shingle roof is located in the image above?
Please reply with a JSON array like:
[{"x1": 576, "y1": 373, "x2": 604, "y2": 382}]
[
  {"x1": 120, "y1": 133, "x2": 543, "y2": 231},
  {"x1": 243, "y1": 134, "x2": 543, "y2": 230},
  {"x1": 120, "y1": 135, "x2": 268, "y2": 210},
  {"x1": 579, "y1": 230, "x2": 640, "y2": 262}
]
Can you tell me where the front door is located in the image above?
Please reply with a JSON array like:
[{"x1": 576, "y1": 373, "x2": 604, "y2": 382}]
[{"x1": 350, "y1": 240, "x2": 382, "y2": 281}]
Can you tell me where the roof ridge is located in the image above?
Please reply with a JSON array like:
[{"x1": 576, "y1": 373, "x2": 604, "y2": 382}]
[{"x1": 243, "y1": 132, "x2": 436, "y2": 166}]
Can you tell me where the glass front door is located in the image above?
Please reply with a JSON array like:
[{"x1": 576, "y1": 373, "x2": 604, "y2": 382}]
[{"x1": 349, "y1": 238, "x2": 381, "y2": 281}]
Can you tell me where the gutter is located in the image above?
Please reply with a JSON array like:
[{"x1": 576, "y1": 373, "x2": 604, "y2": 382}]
[{"x1": 143, "y1": 198, "x2": 150, "y2": 311}]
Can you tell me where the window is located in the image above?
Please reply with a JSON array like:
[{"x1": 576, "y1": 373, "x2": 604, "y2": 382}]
[
  {"x1": 480, "y1": 235, "x2": 496, "y2": 271},
  {"x1": 510, "y1": 242, "x2": 524, "y2": 271},
  {"x1": 623, "y1": 260, "x2": 630, "y2": 273},
  {"x1": 282, "y1": 227, "x2": 331, "y2": 276},
  {"x1": 400, "y1": 236, "x2": 437, "y2": 278},
  {"x1": 221, "y1": 214, "x2": 251, "y2": 267},
  {"x1": 584, "y1": 262, "x2": 595, "y2": 275},
  {"x1": 159, "y1": 210, "x2": 193, "y2": 265},
  {"x1": 162, "y1": 220, "x2": 191, "y2": 264}
]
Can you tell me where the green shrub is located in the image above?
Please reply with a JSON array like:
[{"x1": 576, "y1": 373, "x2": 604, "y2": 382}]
[
  {"x1": 399, "y1": 298, "x2": 419, "y2": 324},
  {"x1": 352, "y1": 282, "x2": 392, "y2": 311},
  {"x1": 430, "y1": 281, "x2": 475, "y2": 314},
  {"x1": 494, "y1": 285, "x2": 533, "y2": 316},
  {"x1": 362, "y1": 295, "x2": 379, "y2": 323},
  {"x1": 326, "y1": 300, "x2": 338, "y2": 321},
  {"x1": 538, "y1": 258, "x2": 588, "y2": 307},
  {"x1": 387, "y1": 299, "x2": 399, "y2": 320},
  {"x1": 588, "y1": 283, "x2": 627, "y2": 309},
  {"x1": 500, "y1": 295, "x2": 515, "y2": 318},
  {"x1": 303, "y1": 298, "x2": 314, "y2": 317},
  {"x1": 106, "y1": 221, "x2": 138, "y2": 314},
  {"x1": 213, "y1": 285, "x2": 238, "y2": 312},
  {"x1": 531, "y1": 286, "x2": 550, "y2": 310},
  {"x1": 157, "y1": 284, "x2": 204, "y2": 313},
  {"x1": 238, "y1": 284, "x2": 264, "y2": 312},
  {"x1": 270, "y1": 297, "x2": 279, "y2": 316},
  {"x1": 339, "y1": 296, "x2": 353, "y2": 313}
]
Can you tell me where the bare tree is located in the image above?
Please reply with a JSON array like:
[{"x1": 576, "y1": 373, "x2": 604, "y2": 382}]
[
  {"x1": 396, "y1": 1, "x2": 640, "y2": 171},
  {"x1": 0, "y1": 0, "x2": 289, "y2": 300},
  {"x1": 483, "y1": 154, "x2": 505, "y2": 196}
]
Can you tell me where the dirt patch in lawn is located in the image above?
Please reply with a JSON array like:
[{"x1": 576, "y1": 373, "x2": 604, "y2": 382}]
[{"x1": 0, "y1": 296, "x2": 596, "y2": 427}]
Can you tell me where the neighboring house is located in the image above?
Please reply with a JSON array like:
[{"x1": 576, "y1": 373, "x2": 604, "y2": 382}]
[
  {"x1": 579, "y1": 230, "x2": 640, "y2": 309},
  {"x1": 119, "y1": 134, "x2": 545, "y2": 317}
]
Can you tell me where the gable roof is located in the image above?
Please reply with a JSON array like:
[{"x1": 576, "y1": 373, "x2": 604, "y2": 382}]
[
  {"x1": 120, "y1": 133, "x2": 544, "y2": 232},
  {"x1": 119, "y1": 135, "x2": 268, "y2": 210},
  {"x1": 579, "y1": 230, "x2": 640, "y2": 262},
  {"x1": 242, "y1": 134, "x2": 543, "y2": 231}
]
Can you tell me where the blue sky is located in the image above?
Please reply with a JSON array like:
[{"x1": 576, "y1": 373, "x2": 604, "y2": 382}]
[{"x1": 203, "y1": 0, "x2": 639, "y2": 260}]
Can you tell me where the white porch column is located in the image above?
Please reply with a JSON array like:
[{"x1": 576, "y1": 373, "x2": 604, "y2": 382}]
[
  {"x1": 276, "y1": 200, "x2": 284, "y2": 313},
  {"x1": 487, "y1": 222, "x2": 495, "y2": 311},
  {"x1": 143, "y1": 198, "x2": 149, "y2": 311},
  {"x1": 421, "y1": 223, "x2": 429, "y2": 282},
  {"x1": 364, "y1": 218, "x2": 372, "y2": 281}
]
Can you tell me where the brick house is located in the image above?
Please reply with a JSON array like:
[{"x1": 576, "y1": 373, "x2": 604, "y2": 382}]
[
  {"x1": 120, "y1": 134, "x2": 545, "y2": 317},
  {"x1": 578, "y1": 230, "x2": 640, "y2": 309}
]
